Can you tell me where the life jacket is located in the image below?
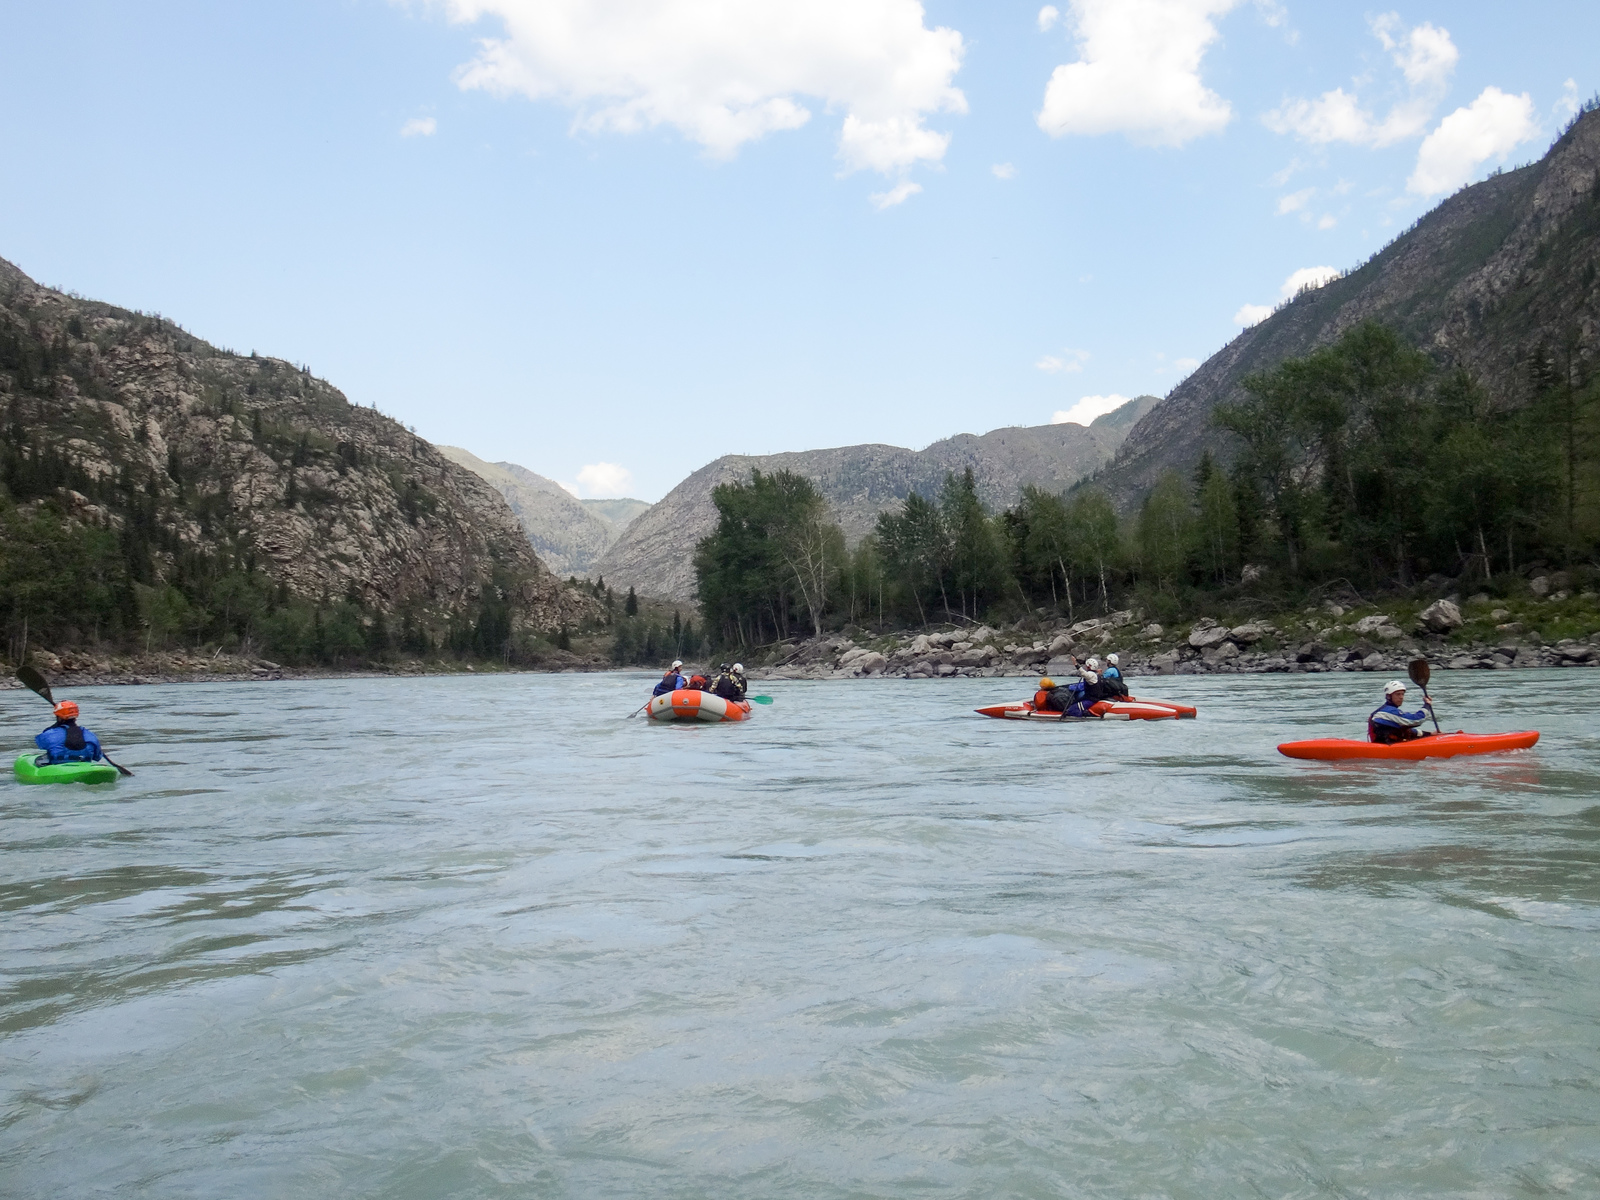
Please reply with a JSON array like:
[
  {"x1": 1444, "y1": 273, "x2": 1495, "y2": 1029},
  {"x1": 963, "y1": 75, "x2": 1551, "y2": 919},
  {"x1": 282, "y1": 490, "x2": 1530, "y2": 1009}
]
[
  {"x1": 37, "y1": 720, "x2": 99, "y2": 763},
  {"x1": 1368, "y1": 706, "x2": 1418, "y2": 744},
  {"x1": 713, "y1": 673, "x2": 744, "y2": 700},
  {"x1": 688, "y1": 674, "x2": 708, "y2": 691}
]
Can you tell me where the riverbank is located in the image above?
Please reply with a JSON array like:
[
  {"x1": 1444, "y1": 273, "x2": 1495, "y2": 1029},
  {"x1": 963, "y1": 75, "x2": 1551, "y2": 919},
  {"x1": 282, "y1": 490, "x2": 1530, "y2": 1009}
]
[
  {"x1": 746, "y1": 583, "x2": 1600, "y2": 682},
  {"x1": 0, "y1": 645, "x2": 615, "y2": 688}
]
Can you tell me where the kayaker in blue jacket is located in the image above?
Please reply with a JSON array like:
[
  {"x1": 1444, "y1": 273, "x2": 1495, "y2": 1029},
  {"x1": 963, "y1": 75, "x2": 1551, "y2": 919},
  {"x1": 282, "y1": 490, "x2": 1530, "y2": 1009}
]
[
  {"x1": 1100, "y1": 653, "x2": 1131, "y2": 699},
  {"x1": 35, "y1": 700, "x2": 103, "y2": 764},
  {"x1": 652, "y1": 660, "x2": 687, "y2": 697},
  {"x1": 1368, "y1": 681, "x2": 1433, "y2": 744}
]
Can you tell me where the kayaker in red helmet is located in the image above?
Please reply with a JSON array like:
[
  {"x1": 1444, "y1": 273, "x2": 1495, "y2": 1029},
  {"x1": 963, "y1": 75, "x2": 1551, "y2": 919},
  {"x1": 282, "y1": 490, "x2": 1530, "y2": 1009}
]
[
  {"x1": 1368, "y1": 681, "x2": 1433, "y2": 744},
  {"x1": 35, "y1": 700, "x2": 104, "y2": 765}
]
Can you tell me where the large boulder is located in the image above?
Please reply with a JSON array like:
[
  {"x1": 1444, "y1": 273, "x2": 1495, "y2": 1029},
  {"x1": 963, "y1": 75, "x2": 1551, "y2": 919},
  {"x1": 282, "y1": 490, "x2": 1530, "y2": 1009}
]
[
  {"x1": 1418, "y1": 599, "x2": 1464, "y2": 633},
  {"x1": 1228, "y1": 622, "x2": 1267, "y2": 644},
  {"x1": 1189, "y1": 623, "x2": 1231, "y2": 649}
]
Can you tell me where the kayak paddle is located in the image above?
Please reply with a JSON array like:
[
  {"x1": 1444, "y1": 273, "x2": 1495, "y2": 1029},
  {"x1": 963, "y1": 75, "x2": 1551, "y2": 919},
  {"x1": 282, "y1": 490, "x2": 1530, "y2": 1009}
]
[
  {"x1": 14, "y1": 665, "x2": 134, "y2": 776},
  {"x1": 1407, "y1": 658, "x2": 1442, "y2": 734}
]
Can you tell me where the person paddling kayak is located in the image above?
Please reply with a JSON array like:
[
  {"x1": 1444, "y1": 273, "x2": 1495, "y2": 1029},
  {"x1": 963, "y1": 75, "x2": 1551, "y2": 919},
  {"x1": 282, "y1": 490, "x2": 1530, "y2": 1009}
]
[
  {"x1": 35, "y1": 700, "x2": 104, "y2": 765},
  {"x1": 1099, "y1": 653, "x2": 1131, "y2": 699},
  {"x1": 1368, "y1": 680, "x2": 1434, "y2": 744}
]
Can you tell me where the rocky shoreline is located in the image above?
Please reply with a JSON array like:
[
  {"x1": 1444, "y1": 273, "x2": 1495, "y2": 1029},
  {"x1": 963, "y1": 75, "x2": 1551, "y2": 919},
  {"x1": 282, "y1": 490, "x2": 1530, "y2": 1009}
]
[
  {"x1": 0, "y1": 646, "x2": 615, "y2": 689},
  {"x1": 748, "y1": 592, "x2": 1600, "y2": 683}
]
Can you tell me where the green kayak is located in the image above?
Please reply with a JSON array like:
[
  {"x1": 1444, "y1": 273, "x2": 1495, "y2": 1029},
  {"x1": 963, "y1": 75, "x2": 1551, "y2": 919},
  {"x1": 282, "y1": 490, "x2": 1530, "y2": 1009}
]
[{"x1": 13, "y1": 751, "x2": 119, "y2": 785}]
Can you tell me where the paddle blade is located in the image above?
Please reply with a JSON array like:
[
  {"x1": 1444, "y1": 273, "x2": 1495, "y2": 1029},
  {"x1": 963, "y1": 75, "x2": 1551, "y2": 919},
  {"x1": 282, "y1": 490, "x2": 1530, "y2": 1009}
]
[
  {"x1": 16, "y1": 665, "x2": 53, "y2": 704},
  {"x1": 749, "y1": 695, "x2": 774, "y2": 704},
  {"x1": 1407, "y1": 658, "x2": 1431, "y2": 689}
]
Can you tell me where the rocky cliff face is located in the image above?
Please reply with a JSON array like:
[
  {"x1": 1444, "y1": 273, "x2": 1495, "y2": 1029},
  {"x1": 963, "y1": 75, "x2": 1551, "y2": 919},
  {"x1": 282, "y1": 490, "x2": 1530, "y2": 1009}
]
[
  {"x1": 0, "y1": 257, "x2": 598, "y2": 634},
  {"x1": 594, "y1": 398, "x2": 1157, "y2": 601},
  {"x1": 439, "y1": 446, "x2": 641, "y2": 578},
  {"x1": 1096, "y1": 107, "x2": 1600, "y2": 508}
]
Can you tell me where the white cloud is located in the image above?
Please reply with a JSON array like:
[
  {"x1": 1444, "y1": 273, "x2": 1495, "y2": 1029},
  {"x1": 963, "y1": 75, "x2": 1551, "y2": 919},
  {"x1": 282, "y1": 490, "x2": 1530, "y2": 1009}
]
[
  {"x1": 1038, "y1": 5, "x2": 1061, "y2": 32},
  {"x1": 1036, "y1": 0, "x2": 1238, "y2": 147},
  {"x1": 1234, "y1": 265, "x2": 1339, "y2": 326},
  {"x1": 557, "y1": 480, "x2": 580, "y2": 498},
  {"x1": 1556, "y1": 78, "x2": 1580, "y2": 119},
  {"x1": 1279, "y1": 265, "x2": 1339, "y2": 298},
  {"x1": 1276, "y1": 186, "x2": 1314, "y2": 214},
  {"x1": 441, "y1": 0, "x2": 967, "y2": 179},
  {"x1": 869, "y1": 180, "x2": 923, "y2": 209},
  {"x1": 401, "y1": 116, "x2": 438, "y2": 137},
  {"x1": 992, "y1": 162, "x2": 1017, "y2": 180},
  {"x1": 1053, "y1": 393, "x2": 1131, "y2": 425},
  {"x1": 1175, "y1": 356, "x2": 1201, "y2": 371},
  {"x1": 1037, "y1": 348, "x2": 1091, "y2": 374},
  {"x1": 1408, "y1": 87, "x2": 1538, "y2": 196},
  {"x1": 1264, "y1": 15, "x2": 1456, "y2": 147},
  {"x1": 1316, "y1": 213, "x2": 1337, "y2": 230},
  {"x1": 574, "y1": 462, "x2": 634, "y2": 498}
]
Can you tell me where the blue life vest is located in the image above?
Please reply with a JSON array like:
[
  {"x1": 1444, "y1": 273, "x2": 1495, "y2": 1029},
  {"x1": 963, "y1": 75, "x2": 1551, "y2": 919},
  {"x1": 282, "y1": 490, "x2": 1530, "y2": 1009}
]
[
  {"x1": 35, "y1": 721, "x2": 103, "y2": 763},
  {"x1": 652, "y1": 672, "x2": 686, "y2": 696}
]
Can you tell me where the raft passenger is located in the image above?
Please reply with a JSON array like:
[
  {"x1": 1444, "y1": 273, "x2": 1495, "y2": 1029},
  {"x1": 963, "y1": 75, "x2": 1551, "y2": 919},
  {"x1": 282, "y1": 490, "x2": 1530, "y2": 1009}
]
[
  {"x1": 1368, "y1": 680, "x2": 1433, "y2": 744},
  {"x1": 1034, "y1": 676, "x2": 1092, "y2": 718},
  {"x1": 1099, "y1": 653, "x2": 1130, "y2": 699},
  {"x1": 711, "y1": 663, "x2": 747, "y2": 701},
  {"x1": 35, "y1": 700, "x2": 103, "y2": 765},
  {"x1": 652, "y1": 660, "x2": 687, "y2": 697}
]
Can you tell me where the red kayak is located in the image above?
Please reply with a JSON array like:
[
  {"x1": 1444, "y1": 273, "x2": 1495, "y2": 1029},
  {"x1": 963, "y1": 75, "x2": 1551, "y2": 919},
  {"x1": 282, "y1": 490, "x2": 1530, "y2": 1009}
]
[
  {"x1": 1277, "y1": 730, "x2": 1540, "y2": 761},
  {"x1": 977, "y1": 699, "x2": 1190, "y2": 722}
]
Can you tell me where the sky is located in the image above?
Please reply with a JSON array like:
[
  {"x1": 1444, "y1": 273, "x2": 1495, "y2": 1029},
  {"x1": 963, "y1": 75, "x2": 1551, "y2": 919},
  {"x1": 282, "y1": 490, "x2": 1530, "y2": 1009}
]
[{"x1": 1, "y1": 2, "x2": 1593, "y2": 501}]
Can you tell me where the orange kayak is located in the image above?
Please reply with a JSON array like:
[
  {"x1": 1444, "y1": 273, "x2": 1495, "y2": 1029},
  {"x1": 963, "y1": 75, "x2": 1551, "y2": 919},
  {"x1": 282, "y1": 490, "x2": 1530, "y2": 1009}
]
[
  {"x1": 647, "y1": 689, "x2": 754, "y2": 723},
  {"x1": 1277, "y1": 730, "x2": 1539, "y2": 761},
  {"x1": 976, "y1": 699, "x2": 1186, "y2": 722}
]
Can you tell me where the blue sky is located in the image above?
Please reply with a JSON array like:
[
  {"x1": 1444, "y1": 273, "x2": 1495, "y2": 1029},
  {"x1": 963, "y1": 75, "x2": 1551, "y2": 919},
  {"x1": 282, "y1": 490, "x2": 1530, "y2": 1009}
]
[{"x1": 1, "y1": 1, "x2": 1593, "y2": 501}]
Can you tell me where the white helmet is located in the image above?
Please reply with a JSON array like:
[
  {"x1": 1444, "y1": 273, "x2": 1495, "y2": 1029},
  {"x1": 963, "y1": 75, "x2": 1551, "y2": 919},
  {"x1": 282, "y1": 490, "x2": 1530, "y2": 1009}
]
[
  {"x1": 1383, "y1": 679, "x2": 1407, "y2": 697},
  {"x1": 1107, "y1": 653, "x2": 1119, "y2": 666},
  {"x1": 671, "y1": 660, "x2": 683, "y2": 670},
  {"x1": 732, "y1": 663, "x2": 744, "y2": 674},
  {"x1": 1086, "y1": 656, "x2": 1102, "y2": 672}
]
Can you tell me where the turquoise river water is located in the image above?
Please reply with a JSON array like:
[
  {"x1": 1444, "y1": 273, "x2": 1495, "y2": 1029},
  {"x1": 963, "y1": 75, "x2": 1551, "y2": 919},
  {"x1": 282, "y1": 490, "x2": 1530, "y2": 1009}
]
[{"x1": 2, "y1": 671, "x2": 1597, "y2": 1198}]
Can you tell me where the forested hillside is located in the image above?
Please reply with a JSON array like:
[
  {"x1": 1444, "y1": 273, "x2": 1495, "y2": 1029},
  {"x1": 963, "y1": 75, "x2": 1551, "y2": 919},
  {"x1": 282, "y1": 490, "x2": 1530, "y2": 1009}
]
[
  {"x1": 597, "y1": 397, "x2": 1157, "y2": 601},
  {"x1": 1098, "y1": 104, "x2": 1600, "y2": 507},
  {"x1": 695, "y1": 317, "x2": 1599, "y2": 651},
  {"x1": 0, "y1": 258, "x2": 600, "y2": 667}
]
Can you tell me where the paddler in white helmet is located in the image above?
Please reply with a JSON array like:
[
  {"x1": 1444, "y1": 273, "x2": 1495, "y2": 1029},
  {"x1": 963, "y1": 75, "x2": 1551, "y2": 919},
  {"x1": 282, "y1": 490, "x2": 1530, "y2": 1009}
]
[
  {"x1": 1099, "y1": 652, "x2": 1130, "y2": 698},
  {"x1": 652, "y1": 660, "x2": 687, "y2": 697},
  {"x1": 1368, "y1": 680, "x2": 1432, "y2": 745}
]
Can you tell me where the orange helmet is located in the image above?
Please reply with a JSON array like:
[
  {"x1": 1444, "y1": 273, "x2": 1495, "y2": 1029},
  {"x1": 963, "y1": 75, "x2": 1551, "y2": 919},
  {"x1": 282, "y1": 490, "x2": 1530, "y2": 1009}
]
[{"x1": 53, "y1": 700, "x2": 79, "y2": 719}]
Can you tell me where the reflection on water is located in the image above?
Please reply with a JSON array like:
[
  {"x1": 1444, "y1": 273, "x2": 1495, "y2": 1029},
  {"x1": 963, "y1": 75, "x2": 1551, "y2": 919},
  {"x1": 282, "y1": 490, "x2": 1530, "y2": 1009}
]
[{"x1": 2, "y1": 670, "x2": 1598, "y2": 1197}]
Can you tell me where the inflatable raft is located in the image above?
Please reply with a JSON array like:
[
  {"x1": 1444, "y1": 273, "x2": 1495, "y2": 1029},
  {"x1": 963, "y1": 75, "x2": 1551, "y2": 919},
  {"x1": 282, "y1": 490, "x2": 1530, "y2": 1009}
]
[
  {"x1": 647, "y1": 689, "x2": 754, "y2": 723},
  {"x1": 976, "y1": 698, "x2": 1192, "y2": 722},
  {"x1": 13, "y1": 751, "x2": 120, "y2": 785},
  {"x1": 1277, "y1": 730, "x2": 1539, "y2": 761}
]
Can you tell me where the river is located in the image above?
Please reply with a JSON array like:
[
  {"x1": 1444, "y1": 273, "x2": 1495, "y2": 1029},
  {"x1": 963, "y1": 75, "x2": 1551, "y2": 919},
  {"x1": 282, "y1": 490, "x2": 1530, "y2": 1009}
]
[{"x1": 2, "y1": 671, "x2": 1597, "y2": 1197}]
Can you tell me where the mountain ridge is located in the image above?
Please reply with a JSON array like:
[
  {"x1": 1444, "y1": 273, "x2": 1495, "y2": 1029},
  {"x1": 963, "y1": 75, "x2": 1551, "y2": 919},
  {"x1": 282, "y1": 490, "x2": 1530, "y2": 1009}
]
[
  {"x1": 594, "y1": 397, "x2": 1158, "y2": 601},
  {"x1": 1095, "y1": 107, "x2": 1600, "y2": 508}
]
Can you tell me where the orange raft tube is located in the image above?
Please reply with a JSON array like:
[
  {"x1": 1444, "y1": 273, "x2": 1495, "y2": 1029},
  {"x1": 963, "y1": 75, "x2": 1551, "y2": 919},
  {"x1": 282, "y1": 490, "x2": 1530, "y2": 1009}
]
[
  {"x1": 1277, "y1": 730, "x2": 1539, "y2": 761},
  {"x1": 647, "y1": 689, "x2": 754, "y2": 723},
  {"x1": 976, "y1": 696, "x2": 1196, "y2": 722}
]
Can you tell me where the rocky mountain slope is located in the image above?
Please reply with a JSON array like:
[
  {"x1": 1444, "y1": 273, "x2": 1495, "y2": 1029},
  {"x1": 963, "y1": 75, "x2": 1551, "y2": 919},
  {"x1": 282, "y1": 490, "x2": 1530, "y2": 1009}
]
[
  {"x1": 595, "y1": 398, "x2": 1158, "y2": 601},
  {"x1": 0, "y1": 257, "x2": 598, "y2": 637},
  {"x1": 439, "y1": 446, "x2": 644, "y2": 577},
  {"x1": 1096, "y1": 106, "x2": 1600, "y2": 508}
]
